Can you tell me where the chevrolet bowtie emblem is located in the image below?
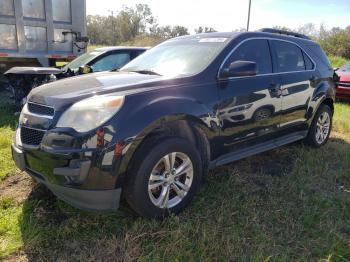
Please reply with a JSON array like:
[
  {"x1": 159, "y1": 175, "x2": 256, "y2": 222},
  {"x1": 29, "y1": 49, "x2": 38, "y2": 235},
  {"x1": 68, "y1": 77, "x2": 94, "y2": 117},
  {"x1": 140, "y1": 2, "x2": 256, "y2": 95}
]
[{"x1": 22, "y1": 117, "x2": 28, "y2": 125}]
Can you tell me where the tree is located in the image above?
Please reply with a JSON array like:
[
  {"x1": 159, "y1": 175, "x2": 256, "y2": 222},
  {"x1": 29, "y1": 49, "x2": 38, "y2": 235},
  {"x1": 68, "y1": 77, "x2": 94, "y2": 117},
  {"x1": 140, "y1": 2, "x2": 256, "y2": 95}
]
[
  {"x1": 296, "y1": 23, "x2": 318, "y2": 39},
  {"x1": 154, "y1": 25, "x2": 189, "y2": 39},
  {"x1": 195, "y1": 26, "x2": 216, "y2": 33}
]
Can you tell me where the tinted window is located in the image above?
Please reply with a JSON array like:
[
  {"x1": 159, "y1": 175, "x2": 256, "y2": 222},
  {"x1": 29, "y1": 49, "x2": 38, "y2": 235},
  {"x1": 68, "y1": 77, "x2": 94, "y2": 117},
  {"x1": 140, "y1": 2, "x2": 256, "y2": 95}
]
[
  {"x1": 227, "y1": 39, "x2": 272, "y2": 74},
  {"x1": 134, "y1": 50, "x2": 146, "y2": 58},
  {"x1": 307, "y1": 44, "x2": 331, "y2": 69},
  {"x1": 63, "y1": 51, "x2": 103, "y2": 71},
  {"x1": 272, "y1": 41, "x2": 305, "y2": 72},
  {"x1": 92, "y1": 52, "x2": 131, "y2": 72},
  {"x1": 303, "y1": 53, "x2": 314, "y2": 70}
]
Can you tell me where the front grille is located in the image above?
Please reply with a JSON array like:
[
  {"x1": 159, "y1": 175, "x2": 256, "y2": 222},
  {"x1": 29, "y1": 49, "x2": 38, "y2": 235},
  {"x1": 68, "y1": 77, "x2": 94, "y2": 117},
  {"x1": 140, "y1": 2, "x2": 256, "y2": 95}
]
[
  {"x1": 28, "y1": 102, "x2": 54, "y2": 116},
  {"x1": 337, "y1": 81, "x2": 350, "y2": 87},
  {"x1": 20, "y1": 127, "x2": 45, "y2": 146}
]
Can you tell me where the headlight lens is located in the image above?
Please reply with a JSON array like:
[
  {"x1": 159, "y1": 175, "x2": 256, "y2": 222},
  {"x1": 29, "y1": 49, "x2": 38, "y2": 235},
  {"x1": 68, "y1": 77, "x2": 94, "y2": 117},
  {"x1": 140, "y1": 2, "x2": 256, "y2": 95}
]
[
  {"x1": 19, "y1": 103, "x2": 28, "y2": 124},
  {"x1": 56, "y1": 95, "x2": 124, "y2": 132}
]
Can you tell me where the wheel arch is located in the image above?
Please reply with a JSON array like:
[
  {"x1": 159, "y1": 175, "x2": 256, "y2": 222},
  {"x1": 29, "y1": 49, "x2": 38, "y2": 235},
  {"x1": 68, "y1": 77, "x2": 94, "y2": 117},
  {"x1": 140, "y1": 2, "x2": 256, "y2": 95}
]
[{"x1": 115, "y1": 114, "x2": 212, "y2": 188}]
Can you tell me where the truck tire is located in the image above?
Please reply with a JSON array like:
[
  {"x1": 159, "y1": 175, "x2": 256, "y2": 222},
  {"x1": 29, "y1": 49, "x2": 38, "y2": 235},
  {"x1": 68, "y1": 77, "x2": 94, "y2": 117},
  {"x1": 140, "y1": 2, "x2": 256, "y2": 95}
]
[{"x1": 124, "y1": 137, "x2": 203, "y2": 219}]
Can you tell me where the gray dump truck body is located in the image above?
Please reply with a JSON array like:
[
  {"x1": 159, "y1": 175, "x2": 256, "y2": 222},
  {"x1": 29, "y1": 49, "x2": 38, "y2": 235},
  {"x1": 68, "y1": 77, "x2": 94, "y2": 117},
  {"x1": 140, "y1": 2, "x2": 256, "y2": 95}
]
[{"x1": 0, "y1": 0, "x2": 87, "y2": 72}]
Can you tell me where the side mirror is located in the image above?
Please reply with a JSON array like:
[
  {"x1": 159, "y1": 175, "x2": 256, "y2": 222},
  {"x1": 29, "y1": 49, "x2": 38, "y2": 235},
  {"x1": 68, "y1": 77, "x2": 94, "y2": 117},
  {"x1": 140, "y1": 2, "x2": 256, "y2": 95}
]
[
  {"x1": 79, "y1": 65, "x2": 93, "y2": 74},
  {"x1": 220, "y1": 61, "x2": 258, "y2": 78}
]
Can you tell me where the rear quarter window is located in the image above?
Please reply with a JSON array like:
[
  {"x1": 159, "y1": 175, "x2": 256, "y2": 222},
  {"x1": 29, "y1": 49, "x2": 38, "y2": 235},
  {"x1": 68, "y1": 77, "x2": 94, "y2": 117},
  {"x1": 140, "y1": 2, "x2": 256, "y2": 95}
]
[
  {"x1": 307, "y1": 44, "x2": 331, "y2": 69},
  {"x1": 303, "y1": 53, "x2": 314, "y2": 70}
]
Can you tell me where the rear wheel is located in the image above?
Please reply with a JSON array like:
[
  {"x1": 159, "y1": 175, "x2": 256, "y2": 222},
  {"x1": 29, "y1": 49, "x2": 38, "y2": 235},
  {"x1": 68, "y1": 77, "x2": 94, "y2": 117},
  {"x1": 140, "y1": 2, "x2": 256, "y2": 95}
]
[
  {"x1": 305, "y1": 104, "x2": 332, "y2": 147},
  {"x1": 124, "y1": 137, "x2": 202, "y2": 218},
  {"x1": 253, "y1": 107, "x2": 272, "y2": 122}
]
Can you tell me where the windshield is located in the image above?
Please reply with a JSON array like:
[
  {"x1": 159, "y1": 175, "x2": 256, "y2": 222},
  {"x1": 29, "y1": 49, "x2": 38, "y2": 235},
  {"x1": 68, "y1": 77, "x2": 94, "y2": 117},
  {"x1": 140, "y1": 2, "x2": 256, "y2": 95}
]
[
  {"x1": 63, "y1": 51, "x2": 104, "y2": 71},
  {"x1": 120, "y1": 37, "x2": 230, "y2": 77},
  {"x1": 339, "y1": 61, "x2": 350, "y2": 72}
]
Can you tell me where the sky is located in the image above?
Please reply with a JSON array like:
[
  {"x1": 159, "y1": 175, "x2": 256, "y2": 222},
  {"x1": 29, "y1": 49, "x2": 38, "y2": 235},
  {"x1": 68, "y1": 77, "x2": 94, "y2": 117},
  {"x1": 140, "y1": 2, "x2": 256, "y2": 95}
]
[{"x1": 86, "y1": 0, "x2": 350, "y2": 33}]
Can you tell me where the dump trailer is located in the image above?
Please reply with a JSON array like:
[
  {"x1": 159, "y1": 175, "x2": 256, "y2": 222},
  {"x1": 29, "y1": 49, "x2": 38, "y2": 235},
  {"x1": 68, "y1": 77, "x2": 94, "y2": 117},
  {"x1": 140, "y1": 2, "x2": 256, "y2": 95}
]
[{"x1": 0, "y1": 0, "x2": 88, "y2": 74}]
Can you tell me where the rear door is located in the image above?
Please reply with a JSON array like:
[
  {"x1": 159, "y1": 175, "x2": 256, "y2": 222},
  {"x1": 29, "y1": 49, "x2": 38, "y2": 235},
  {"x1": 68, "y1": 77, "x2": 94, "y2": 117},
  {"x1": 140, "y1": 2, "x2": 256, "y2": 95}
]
[
  {"x1": 217, "y1": 39, "x2": 282, "y2": 154},
  {"x1": 270, "y1": 40, "x2": 316, "y2": 133}
]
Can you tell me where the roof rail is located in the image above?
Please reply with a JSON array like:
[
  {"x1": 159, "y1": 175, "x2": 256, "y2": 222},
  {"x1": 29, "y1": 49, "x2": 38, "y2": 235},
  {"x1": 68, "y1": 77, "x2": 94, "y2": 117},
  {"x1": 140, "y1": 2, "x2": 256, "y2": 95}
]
[{"x1": 258, "y1": 28, "x2": 311, "y2": 40}]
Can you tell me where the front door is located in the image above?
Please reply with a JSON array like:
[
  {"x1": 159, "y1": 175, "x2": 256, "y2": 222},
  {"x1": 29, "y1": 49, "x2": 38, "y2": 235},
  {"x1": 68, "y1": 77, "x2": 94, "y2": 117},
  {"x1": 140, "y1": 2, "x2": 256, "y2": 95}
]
[{"x1": 217, "y1": 39, "x2": 282, "y2": 155}]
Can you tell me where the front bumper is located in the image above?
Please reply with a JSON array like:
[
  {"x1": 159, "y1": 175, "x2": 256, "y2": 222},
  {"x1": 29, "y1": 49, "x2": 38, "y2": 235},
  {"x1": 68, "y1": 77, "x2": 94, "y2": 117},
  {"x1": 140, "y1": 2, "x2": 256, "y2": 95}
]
[
  {"x1": 12, "y1": 143, "x2": 121, "y2": 211},
  {"x1": 336, "y1": 85, "x2": 350, "y2": 99}
]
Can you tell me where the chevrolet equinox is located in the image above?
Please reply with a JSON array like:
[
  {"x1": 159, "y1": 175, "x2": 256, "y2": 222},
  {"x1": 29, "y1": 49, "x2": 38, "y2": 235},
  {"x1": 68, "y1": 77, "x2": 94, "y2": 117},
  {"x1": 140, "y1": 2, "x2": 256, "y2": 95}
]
[{"x1": 12, "y1": 29, "x2": 335, "y2": 218}]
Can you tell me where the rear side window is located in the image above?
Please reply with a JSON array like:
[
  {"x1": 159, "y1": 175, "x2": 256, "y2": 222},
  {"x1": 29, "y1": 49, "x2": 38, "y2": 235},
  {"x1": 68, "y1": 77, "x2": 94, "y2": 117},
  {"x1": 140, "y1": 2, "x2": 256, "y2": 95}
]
[
  {"x1": 227, "y1": 39, "x2": 272, "y2": 75},
  {"x1": 272, "y1": 41, "x2": 305, "y2": 72}
]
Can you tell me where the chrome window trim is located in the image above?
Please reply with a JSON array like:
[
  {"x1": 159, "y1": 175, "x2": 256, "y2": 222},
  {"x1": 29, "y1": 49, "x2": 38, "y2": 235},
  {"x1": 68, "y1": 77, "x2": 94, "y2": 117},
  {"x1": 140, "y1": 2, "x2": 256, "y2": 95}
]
[{"x1": 217, "y1": 37, "x2": 317, "y2": 80}]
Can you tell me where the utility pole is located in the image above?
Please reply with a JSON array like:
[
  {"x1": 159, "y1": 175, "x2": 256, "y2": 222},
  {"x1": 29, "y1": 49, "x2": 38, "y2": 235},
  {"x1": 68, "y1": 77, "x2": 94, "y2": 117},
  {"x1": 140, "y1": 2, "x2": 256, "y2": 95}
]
[
  {"x1": 109, "y1": 10, "x2": 116, "y2": 44},
  {"x1": 247, "y1": 0, "x2": 252, "y2": 31}
]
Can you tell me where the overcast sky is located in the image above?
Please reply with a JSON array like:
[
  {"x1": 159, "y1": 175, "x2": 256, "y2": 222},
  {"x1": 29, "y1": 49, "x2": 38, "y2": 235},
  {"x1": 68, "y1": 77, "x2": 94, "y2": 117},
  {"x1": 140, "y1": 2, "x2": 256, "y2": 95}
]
[{"x1": 86, "y1": 0, "x2": 350, "y2": 33}]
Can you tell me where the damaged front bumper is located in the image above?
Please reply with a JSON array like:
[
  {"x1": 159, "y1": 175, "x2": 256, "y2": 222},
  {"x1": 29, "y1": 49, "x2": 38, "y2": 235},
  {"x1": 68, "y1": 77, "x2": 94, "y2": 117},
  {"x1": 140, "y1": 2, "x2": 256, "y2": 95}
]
[{"x1": 11, "y1": 142, "x2": 122, "y2": 211}]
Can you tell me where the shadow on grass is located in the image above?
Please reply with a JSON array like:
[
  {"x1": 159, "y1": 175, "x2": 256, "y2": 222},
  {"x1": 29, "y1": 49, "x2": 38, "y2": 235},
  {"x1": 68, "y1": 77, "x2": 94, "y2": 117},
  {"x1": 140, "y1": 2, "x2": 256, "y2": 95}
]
[{"x1": 16, "y1": 136, "x2": 350, "y2": 261}]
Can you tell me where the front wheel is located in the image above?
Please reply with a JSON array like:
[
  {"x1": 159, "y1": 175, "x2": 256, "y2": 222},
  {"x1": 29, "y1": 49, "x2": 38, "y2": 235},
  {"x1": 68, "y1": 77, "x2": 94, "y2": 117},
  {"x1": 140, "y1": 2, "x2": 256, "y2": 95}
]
[
  {"x1": 124, "y1": 137, "x2": 203, "y2": 219},
  {"x1": 305, "y1": 104, "x2": 332, "y2": 147}
]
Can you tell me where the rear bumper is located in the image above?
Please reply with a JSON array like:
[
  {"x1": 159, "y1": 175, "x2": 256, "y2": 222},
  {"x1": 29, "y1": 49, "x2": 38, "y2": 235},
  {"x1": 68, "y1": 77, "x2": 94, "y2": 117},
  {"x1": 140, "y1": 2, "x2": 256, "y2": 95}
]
[{"x1": 12, "y1": 143, "x2": 121, "y2": 211}]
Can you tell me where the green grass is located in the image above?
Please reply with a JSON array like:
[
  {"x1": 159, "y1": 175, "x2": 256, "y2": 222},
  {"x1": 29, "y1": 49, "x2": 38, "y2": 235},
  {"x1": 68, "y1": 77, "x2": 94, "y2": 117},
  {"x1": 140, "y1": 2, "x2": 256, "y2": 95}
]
[
  {"x1": 0, "y1": 93, "x2": 17, "y2": 180},
  {"x1": 329, "y1": 56, "x2": 348, "y2": 69},
  {"x1": 1, "y1": 96, "x2": 350, "y2": 260}
]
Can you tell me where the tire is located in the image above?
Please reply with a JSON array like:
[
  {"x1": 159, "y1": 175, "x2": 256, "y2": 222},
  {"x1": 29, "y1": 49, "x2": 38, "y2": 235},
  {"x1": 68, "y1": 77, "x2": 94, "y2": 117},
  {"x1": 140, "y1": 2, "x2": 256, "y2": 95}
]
[
  {"x1": 124, "y1": 137, "x2": 203, "y2": 219},
  {"x1": 305, "y1": 104, "x2": 332, "y2": 147},
  {"x1": 253, "y1": 107, "x2": 272, "y2": 122}
]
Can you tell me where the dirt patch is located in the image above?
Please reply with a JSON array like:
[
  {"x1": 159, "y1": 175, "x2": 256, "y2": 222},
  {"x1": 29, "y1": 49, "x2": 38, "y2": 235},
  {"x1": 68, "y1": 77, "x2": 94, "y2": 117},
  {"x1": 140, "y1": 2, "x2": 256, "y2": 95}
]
[
  {"x1": 244, "y1": 146, "x2": 297, "y2": 177},
  {"x1": 3, "y1": 253, "x2": 28, "y2": 262},
  {"x1": 0, "y1": 172, "x2": 35, "y2": 204}
]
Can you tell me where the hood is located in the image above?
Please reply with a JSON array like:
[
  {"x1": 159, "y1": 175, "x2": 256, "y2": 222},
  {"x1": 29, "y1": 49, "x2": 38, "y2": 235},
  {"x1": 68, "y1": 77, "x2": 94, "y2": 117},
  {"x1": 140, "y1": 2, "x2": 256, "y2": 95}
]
[
  {"x1": 4, "y1": 66, "x2": 62, "y2": 75},
  {"x1": 28, "y1": 71, "x2": 166, "y2": 109},
  {"x1": 337, "y1": 70, "x2": 350, "y2": 82}
]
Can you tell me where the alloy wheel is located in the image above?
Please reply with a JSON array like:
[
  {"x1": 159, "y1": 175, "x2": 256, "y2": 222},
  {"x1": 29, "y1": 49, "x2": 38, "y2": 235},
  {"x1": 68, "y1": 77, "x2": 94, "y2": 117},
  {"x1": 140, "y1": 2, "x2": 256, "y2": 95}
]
[
  {"x1": 148, "y1": 152, "x2": 194, "y2": 209},
  {"x1": 315, "y1": 111, "x2": 331, "y2": 144}
]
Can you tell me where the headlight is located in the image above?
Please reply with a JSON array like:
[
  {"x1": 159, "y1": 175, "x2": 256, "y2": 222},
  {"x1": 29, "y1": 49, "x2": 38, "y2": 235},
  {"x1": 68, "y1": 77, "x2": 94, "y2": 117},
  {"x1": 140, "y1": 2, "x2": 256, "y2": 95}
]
[
  {"x1": 19, "y1": 103, "x2": 28, "y2": 124},
  {"x1": 56, "y1": 95, "x2": 124, "y2": 132}
]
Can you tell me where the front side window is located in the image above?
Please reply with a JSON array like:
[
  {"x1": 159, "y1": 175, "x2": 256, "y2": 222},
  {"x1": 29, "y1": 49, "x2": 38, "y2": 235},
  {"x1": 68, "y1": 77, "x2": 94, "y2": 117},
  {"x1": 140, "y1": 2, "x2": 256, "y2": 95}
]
[
  {"x1": 272, "y1": 41, "x2": 305, "y2": 72},
  {"x1": 63, "y1": 51, "x2": 104, "y2": 71},
  {"x1": 92, "y1": 52, "x2": 131, "y2": 72},
  {"x1": 226, "y1": 39, "x2": 273, "y2": 75}
]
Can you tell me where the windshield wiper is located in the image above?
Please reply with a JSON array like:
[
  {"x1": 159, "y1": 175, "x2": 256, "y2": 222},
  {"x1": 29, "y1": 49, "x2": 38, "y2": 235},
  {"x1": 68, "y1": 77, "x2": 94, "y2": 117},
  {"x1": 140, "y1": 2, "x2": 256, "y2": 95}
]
[{"x1": 130, "y1": 70, "x2": 162, "y2": 76}]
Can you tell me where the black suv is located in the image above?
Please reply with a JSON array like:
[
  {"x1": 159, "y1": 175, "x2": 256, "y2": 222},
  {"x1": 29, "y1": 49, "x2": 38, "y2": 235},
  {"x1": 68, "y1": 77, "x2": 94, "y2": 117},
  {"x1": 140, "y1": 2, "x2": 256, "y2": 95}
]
[{"x1": 12, "y1": 29, "x2": 335, "y2": 218}]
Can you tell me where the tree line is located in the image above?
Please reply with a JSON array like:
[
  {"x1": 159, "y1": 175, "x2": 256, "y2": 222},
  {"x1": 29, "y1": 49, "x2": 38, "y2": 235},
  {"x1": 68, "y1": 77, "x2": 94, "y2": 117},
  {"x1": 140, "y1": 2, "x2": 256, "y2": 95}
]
[{"x1": 87, "y1": 4, "x2": 350, "y2": 60}]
